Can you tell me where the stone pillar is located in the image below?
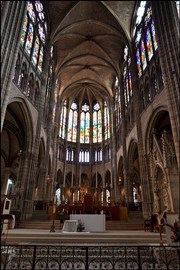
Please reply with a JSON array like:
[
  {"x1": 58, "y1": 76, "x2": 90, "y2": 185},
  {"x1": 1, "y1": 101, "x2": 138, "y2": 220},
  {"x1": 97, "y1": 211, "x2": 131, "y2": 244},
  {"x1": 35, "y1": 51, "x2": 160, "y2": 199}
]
[
  {"x1": 151, "y1": 1, "x2": 179, "y2": 169},
  {"x1": 120, "y1": 78, "x2": 129, "y2": 205},
  {"x1": 15, "y1": 151, "x2": 34, "y2": 220},
  {"x1": 1, "y1": 1, "x2": 27, "y2": 131},
  {"x1": 21, "y1": 43, "x2": 51, "y2": 220},
  {"x1": 110, "y1": 98, "x2": 118, "y2": 203},
  {"x1": 130, "y1": 47, "x2": 152, "y2": 218}
]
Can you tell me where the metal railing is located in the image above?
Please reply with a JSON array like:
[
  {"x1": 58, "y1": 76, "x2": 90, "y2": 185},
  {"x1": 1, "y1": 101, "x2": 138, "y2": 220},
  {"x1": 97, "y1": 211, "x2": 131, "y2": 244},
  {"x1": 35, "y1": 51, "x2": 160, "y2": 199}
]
[{"x1": 1, "y1": 244, "x2": 180, "y2": 270}]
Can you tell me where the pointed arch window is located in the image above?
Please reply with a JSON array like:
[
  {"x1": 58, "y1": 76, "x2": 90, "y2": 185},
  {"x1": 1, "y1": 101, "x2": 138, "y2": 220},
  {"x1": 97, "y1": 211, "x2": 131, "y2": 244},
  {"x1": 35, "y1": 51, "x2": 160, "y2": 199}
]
[
  {"x1": 93, "y1": 103, "x2": 102, "y2": 143},
  {"x1": 80, "y1": 103, "x2": 90, "y2": 144},
  {"x1": 123, "y1": 46, "x2": 133, "y2": 106},
  {"x1": 115, "y1": 85, "x2": 121, "y2": 125},
  {"x1": 104, "y1": 101, "x2": 110, "y2": 140},
  {"x1": 59, "y1": 100, "x2": 67, "y2": 139},
  {"x1": 67, "y1": 102, "x2": 78, "y2": 142}
]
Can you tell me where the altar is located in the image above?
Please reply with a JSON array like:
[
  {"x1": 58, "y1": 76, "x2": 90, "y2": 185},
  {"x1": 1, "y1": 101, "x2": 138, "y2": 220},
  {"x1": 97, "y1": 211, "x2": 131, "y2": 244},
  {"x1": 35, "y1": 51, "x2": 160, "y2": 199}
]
[{"x1": 70, "y1": 214, "x2": 106, "y2": 232}]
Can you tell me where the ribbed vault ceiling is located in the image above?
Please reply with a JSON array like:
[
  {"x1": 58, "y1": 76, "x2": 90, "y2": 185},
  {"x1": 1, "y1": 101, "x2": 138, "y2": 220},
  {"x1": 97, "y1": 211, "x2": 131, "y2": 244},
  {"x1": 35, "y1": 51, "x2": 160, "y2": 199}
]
[{"x1": 46, "y1": 1, "x2": 136, "y2": 103}]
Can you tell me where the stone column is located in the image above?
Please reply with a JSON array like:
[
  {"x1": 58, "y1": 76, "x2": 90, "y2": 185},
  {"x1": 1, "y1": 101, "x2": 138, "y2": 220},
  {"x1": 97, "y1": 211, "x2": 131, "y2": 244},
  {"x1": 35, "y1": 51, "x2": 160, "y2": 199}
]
[
  {"x1": 120, "y1": 78, "x2": 129, "y2": 205},
  {"x1": 151, "y1": 1, "x2": 179, "y2": 169},
  {"x1": 16, "y1": 151, "x2": 34, "y2": 220},
  {"x1": 1, "y1": 1, "x2": 27, "y2": 131},
  {"x1": 130, "y1": 47, "x2": 152, "y2": 218},
  {"x1": 22, "y1": 43, "x2": 51, "y2": 219}
]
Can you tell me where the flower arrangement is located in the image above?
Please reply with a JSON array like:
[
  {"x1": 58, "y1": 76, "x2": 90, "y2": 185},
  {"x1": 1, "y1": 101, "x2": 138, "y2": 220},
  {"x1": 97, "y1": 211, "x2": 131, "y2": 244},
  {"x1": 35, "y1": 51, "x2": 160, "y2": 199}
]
[{"x1": 165, "y1": 221, "x2": 180, "y2": 243}]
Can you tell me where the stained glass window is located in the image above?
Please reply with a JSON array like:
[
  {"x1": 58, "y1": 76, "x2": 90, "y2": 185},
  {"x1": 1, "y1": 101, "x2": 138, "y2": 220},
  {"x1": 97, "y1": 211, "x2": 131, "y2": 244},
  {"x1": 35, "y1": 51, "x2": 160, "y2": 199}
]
[
  {"x1": 93, "y1": 110, "x2": 98, "y2": 143},
  {"x1": 67, "y1": 102, "x2": 78, "y2": 142},
  {"x1": 115, "y1": 88, "x2": 121, "y2": 124},
  {"x1": 146, "y1": 28, "x2": 153, "y2": 61},
  {"x1": 37, "y1": 46, "x2": 43, "y2": 72},
  {"x1": 20, "y1": 14, "x2": 28, "y2": 45},
  {"x1": 140, "y1": 40, "x2": 147, "y2": 70},
  {"x1": 38, "y1": 23, "x2": 45, "y2": 43},
  {"x1": 104, "y1": 102, "x2": 110, "y2": 140},
  {"x1": 129, "y1": 71, "x2": 132, "y2": 97},
  {"x1": 27, "y1": 2, "x2": 36, "y2": 22},
  {"x1": 67, "y1": 110, "x2": 73, "y2": 141},
  {"x1": 20, "y1": 1, "x2": 46, "y2": 72},
  {"x1": 85, "y1": 112, "x2": 90, "y2": 143},
  {"x1": 59, "y1": 100, "x2": 67, "y2": 138},
  {"x1": 123, "y1": 48, "x2": 133, "y2": 107},
  {"x1": 136, "y1": 48, "x2": 142, "y2": 77},
  {"x1": 73, "y1": 111, "x2": 78, "y2": 142},
  {"x1": 32, "y1": 37, "x2": 40, "y2": 66},
  {"x1": 80, "y1": 103, "x2": 90, "y2": 144},
  {"x1": 151, "y1": 20, "x2": 158, "y2": 50},
  {"x1": 93, "y1": 103, "x2": 102, "y2": 143},
  {"x1": 134, "y1": 2, "x2": 158, "y2": 78},
  {"x1": 25, "y1": 23, "x2": 34, "y2": 55}
]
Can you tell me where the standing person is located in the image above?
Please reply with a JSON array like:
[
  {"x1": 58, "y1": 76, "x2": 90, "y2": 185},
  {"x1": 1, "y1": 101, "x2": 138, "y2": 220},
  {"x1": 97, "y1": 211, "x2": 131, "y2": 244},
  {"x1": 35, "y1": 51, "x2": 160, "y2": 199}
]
[{"x1": 60, "y1": 208, "x2": 65, "y2": 224}]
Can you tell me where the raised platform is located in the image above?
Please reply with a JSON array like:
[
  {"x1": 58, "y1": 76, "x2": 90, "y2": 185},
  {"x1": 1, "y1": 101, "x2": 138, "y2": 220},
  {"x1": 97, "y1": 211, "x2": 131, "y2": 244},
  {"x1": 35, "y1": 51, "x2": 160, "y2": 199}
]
[{"x1": 2, "y1": 228, "x2": 167, "y2": 246}]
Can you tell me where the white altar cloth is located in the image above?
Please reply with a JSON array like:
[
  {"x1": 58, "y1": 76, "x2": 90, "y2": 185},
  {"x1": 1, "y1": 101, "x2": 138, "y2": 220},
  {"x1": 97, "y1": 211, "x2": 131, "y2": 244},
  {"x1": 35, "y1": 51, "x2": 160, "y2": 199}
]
[{"x1": 70, "y1": 214, "x2": 105, "y2": 232}]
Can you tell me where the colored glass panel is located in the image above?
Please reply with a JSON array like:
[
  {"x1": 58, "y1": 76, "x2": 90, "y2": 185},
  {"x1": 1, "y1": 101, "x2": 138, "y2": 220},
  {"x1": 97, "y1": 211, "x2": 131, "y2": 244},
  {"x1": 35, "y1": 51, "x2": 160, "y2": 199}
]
[
  {"x1": 136, "y1": 48, "x2": 142, "y2": 77},
  {"x1": 25, "y1": 23, "x2": 34, "y2": 55},
  {"x1": 38, "y1": 23, "x2": 45, "y2": 43},
  {"x1": 97, "y1": 110, "x2": 102, "y2": 142},
  {"x1": 146, "y1": 28, "x2": 153, "y2": 61},
  {"x1": 32, "y1": 37, "x2": 39, "y2": 66},
  {"x1": 124, "y1": 45, "x2": 128, "y2": 61},
  {"x1": 93, "y1": 111, "x2": 98, "y2": 143},
  {"x1": 107, "y1": 109, "x2": 110, "y2": 138},
  {"x1": 104, "y1": 106, "x2": 108, "y2": 140},
  {"x1": 151, "y1": 20, "x2": 158, "y2": 50},
  {"x1": 67, "y1": 110, "x2": 73, "y2": 141},
  {"x1": 85, "y1": 112, "x2": 90, "y2": 143},
  {"x1": 140, "y1": 40, "x2": 147, "y2": 70},
  {"x1": 27, "y1": 2, "x2": 36, "y2": 22},
  {"x1": 37, "y1": 46, "x2": 44, "y2": 72},
  {"x1": 129, "y1": 71, "x2": 132, "y2": 96},
  {"x1": 126, "y1": 76, "x2": 129, "y2": 102},
  {"x1": 145, "y1": 7, "x2": 152, "y2": 25},
  {"x1": 72, "y1": 111, "x2": 78, "y2": 142},
  {"x1": 20, "y1": 14, "x2": 28, "y2": 45},
  {"x1": 35, "y1": 1, "x2": 43, "y2": 12},
  {"x1": 80, "y1": 112, "x2": 85, "y2": 143},
  {"x1": 62, "y1": 106, "x2": 67, "y2": 139}
]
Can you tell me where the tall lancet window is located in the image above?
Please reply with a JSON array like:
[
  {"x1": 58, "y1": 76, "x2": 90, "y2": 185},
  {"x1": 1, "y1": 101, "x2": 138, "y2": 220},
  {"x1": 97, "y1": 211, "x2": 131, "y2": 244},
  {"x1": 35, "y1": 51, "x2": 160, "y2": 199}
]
[
  {"x1": 123, "y1": 46, "x2": 133, "y2": 106},
  {"x1": 59, "y1": 100, "x2": 67, "y2": 139},
  {"x1": 80, "y1": 103, "x2": 90, "y2": 144},
  {"x1": 67, "y1": 102, "x2": 78, "y2": 142},
  {"x1": 115, "y1": 77, "x2": 121, "y2": 125},
  {"x1": 93, "y1": 103, "x2": 102, "y2": 143},
  {"x1": 104, "y1": 101, "x2": 110, "y2": 140},
  {"x1": 20, "y1": 1, "x2": 47, "y2": 73}
]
